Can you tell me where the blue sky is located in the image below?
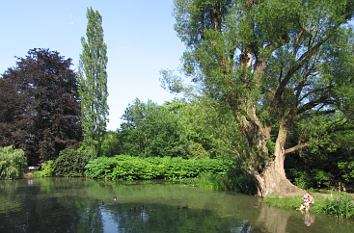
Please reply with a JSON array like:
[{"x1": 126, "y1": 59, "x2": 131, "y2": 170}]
[{"x1": 0, "y1": 0, "x2": 185, "y2": 130}]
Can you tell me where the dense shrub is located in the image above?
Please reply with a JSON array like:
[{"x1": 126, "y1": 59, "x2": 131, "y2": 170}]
[
  {"x1": 319, "y1": 195, "x2": 354, "y2": 219},
  {"x1": 197, "y1": 173, "x2": 226, "y2": 191},
  {"x1": 313, "y1": 169, "x2": 333, "y2": 188},
  {"x1": 289, "y1": 169, "x2": 311, "y2": 189},
  {"x1": 337, "y1": 161, "x2": 354, "y2": 188},
  {"x1": 85, "y1": 155, "x2": 229, "y2": 181},
  {"x1": 100, "y1": 131, "x2": 121, "y2": 157},
  {"x1": 53, "y1": 148, "x2": 92, "y2": 177},
  {"x1": 33, "y1": 160, "x2": 54, "y2": 177},
  {"x1": 0, "y1": 146, "x2": 27, "y2": 179},
  {"x1": 196, "y1": 166, "x2": 257, "y2": 194}
]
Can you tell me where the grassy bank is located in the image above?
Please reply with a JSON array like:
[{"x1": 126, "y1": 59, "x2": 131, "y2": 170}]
[{"x1": 264, "y1": 192, "x2": 354, "y2": 220}]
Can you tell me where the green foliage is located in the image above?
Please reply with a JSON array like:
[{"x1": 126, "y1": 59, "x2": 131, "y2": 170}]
[
  {"x1": 294, "y1": 177, "x2": 309, "y2": 190},
  {"x1": 0, "y1": 146, "x2": 27, "y2": 179},
  {"x1": 53, "y1": 148, "x2": 91, "y2": 177},
  {"x1": 160, "y1": 69, "x2": 195, "y2": 96},
  {"x1": 266, "y1": 139, "x2": 275, "y2": 155},
  {"x1": 196, "y1": 166, "x2": 257, "y2": 194},
  {"x1": 265, "y1": 193, "x2": 354, "y2": 219},
  {"x1": 78, "y1": 7, "x2": 108, "y2": 155},
  {"x1": 85, "y1": 155, "x2": 228, "y2": 181},
  {"x1": 196, "y1": 160, "x2": 259, "y2": 194},
  {"x1": 117, "y1": 98, "x2": 241, "y2": 160},
  {"x1": 295, "y1": 114, "x2": 343, "y2": 155},
  {"x1": 287, "y1": 168, "x2": 310, "y2": 189},
  {"x1": 224, "y1": 165, "x2": 258, "y2": 194},
  {"x1": 100, "y1": 131, "x2": 121, "y2": 157},
  {"x1": 196, "y1": 173, "x2": 225, "y2": 191},
  {"x1": 318, "y1": 195, "x2": 354, "y2": 219},
  {"x1": 313, "y1": 169, "x2": 333, "y2": 188},
  {"x1": 337, "y1": 161, "x2": 354, "y2": 185},
  {"x1": 264, "y1": 196, "x2": 303, "y2": 210},
  {"x1": 33, "y1": 160, "x2": 54, "y2": 177},
  {"x1": 174, "y1": 98, "x2": 242, "y2": 159},
  {"x1": 288, "y1": 168, "x2": 336, "y2": 190},
  {"x1": 287, "y1": 143, "x2": 354, "y2": 190},
  {"x1": 173, "y1": 0, "x2": 354, "y2": 194},
  {"x1": 119, "y1": 99, "x2": 189, "y2": 158}
]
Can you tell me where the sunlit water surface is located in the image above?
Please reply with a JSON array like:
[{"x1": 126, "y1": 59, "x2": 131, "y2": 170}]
[{"x1": 0, "y1": 178, "x2": 353, "y2": 233}]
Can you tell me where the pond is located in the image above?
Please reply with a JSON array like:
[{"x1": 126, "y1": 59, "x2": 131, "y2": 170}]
[{"x1": 0, "y1": 178, "x2": 353, "y2": 233}]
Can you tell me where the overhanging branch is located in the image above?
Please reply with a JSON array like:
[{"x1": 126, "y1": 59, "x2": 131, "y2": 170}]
[
  {"x1": 297, "y1": 95, "x2": 335, "y2": 114},
  {"x1": 284, "y1": 143, "x2": 308, "y2": 154},
  {"x1": 274, "y1": 33, "x2": 333, "y2": 102}
]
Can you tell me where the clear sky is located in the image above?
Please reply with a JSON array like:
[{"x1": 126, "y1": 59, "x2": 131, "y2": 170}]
[{"x1": 0, "y1": 0, "x2": 185, "y2": 131}]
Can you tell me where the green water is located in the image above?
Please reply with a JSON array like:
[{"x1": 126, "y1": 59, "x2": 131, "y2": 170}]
[{"x1": 0, "y1": 178, "x2": 352, "y2": 233}]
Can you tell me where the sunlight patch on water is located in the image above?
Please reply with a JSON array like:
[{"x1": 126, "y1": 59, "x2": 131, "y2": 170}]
[{"x1": 101, "y1": 207, "x2": 120, "y2": 233}]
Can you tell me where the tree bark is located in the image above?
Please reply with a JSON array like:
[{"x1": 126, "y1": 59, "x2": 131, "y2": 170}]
[{"x1": 253, "y1": 120, "x2": 303, "y2": 197}]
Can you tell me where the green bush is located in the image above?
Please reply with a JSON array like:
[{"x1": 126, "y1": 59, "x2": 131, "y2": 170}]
[
  {"x1": 337, "y1": 161, "x2": 354, "y2": 186},
  {"x1": 53, "y1": 148, "x2": 92, "y2": 177},
  {"x1": 287, "y1": 168, "x2": 310, "y2": 189},
  {"x1": 265, "y1": 193, "x2": 354, "y2": 219},
  {"x1": 313, "y1": 169, "x2": 333, "y2": 188},
  {"x1": 0, "y1": 146, "x2": 27, "y2": 179},
  {"x1": 225, "y1": 166, "x2": 258, "y2": 194},
  {"x1": 196, "y1": 165, "x2": 257, "y2": 193},
  {"x1": 196, "y1": 172, "x2": 228, "y2": 191},
  {"x1": 33, "y1": 160, "x2": 54, "y2": 177},
  {"x1": 319, "y1": 195, "x2": 354, "y2": 219},
  {"x1": 85, "y1": 155, "x2": 228, "y2": 181},
  {"x1": 100, "y1": 131, "x2": 121, "y2": 157}
]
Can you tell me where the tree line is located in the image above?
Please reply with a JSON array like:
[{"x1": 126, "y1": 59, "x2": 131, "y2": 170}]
[
  {"x1": 0, "y1": 8, "x2": 107, "y2": 165},
  {"x1": 0, "y1": 2, "x2": 353, "y2": 195}
]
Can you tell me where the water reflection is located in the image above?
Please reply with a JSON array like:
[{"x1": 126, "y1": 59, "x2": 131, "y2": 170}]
[
  {"x1": 0, "y1": 178, "x2": 353, "y2": 233},
  {"x1": 102, "y1": 203, "x2": 223, "y2": 232},
  {"x1": 303, "y1": 212, "x2": 315, "y2": 227},
  {"x1": 256, "y1": 204, "x2": 291, "y2": 233}
]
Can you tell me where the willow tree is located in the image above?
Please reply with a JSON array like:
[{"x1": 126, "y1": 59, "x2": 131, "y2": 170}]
[
  {"x1": 174, "y1": 0, "x2": 353, "y2": 196},
  {"x1": 79, "y1": 7, "x2": 108, "y2": 154}
]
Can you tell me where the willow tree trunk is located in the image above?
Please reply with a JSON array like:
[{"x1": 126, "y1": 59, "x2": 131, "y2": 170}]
[{"x1": 252, "y1": 120, "x2": 303, "y2": 197}]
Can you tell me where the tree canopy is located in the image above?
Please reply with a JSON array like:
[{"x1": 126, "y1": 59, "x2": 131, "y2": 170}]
[
  {"x1": 174, "y1": 0, "x2": 354, "y2": 196},
  {"x1": 0, "y1": 49, "x2": 82, "y2": 165}
]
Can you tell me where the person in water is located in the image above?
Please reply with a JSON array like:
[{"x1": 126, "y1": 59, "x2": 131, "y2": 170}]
[{"x1": 299, "y1": 191, "x2": 315, "y2": 212}]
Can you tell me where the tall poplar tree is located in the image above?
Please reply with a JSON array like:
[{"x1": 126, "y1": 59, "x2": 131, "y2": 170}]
[{"x1": 79, "y1": 7, "x2": 108, "y2": 155}]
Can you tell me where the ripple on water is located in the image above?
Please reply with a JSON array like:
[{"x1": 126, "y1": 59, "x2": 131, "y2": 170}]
[{"x1": 0, "y1": 200, "x2": 22, "y2": 215}]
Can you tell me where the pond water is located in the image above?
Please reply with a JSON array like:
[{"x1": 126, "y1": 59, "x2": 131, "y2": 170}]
[{"x1": 0, "y1": 178, "x2": 353, "y2": 233}]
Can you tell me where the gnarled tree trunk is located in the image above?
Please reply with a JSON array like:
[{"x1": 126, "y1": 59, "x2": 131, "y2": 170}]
[
  {"x1": 243, "y1": 117, "x2": 303, "y2": 197},
  {"x1": 254, "y1": 153, "x2": 303, "y2": 197}
]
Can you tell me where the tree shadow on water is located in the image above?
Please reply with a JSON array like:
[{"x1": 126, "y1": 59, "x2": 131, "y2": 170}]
[
  {"x1": 97, "y1": 203, "x2": 255, "y2": 233},
  {"x1": 255, "y1": 205, "x2": 293, "y2": 233}
]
